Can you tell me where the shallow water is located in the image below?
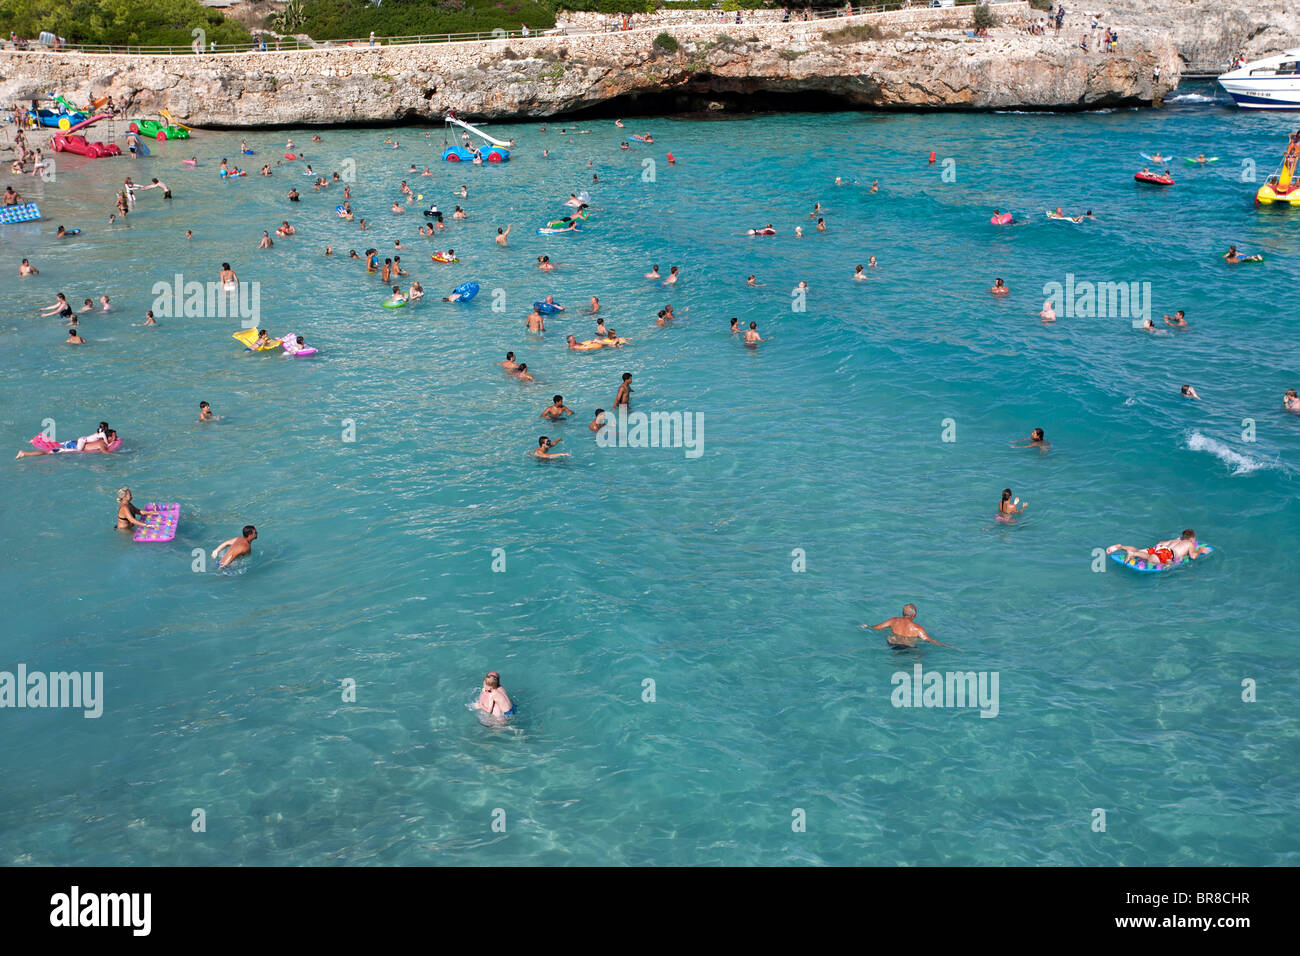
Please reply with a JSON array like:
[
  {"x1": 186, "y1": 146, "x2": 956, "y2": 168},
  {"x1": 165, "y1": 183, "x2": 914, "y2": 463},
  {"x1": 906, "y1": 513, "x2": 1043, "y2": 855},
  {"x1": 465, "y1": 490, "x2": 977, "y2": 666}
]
[{"x1": 1, "y1": 98, "x2": 1297, "y2": 865}]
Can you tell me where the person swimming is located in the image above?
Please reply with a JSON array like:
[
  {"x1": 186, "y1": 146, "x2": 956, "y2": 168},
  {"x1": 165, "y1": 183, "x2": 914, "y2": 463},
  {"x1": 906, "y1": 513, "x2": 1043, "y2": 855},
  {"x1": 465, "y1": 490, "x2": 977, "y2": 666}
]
[
  {"x1": 541, "y1": 395, "x2": 574, "y2": 420},
  {"x1": 212, "y1": 525, "x2": 258, "y2": 568},
  {"x1": 1181, "y1": 384, "x2": 1201, "y2": 401},
  {"x1": 1106, "y1": 529, "x2": 1207, "y2": 567},
  {"x1": 1010, "y1": 428, "x2": 1050, "y2": 453},
  {"x1": 860, "y1": 603, "x2": 957, "y2": 649},
  {"x1": 991, "y1": 278, "x2": 1009, "y2": 295},
  {"x1": 997, "y1": 488, "x2": 1025, "y2": 520},
  {"x1": 115, "y1": 487, "x2": 156, "y2": 530},
  {"x1": 476, "y1": 671, "x2": 516, "y2": 717},
  {"x1": 534, "y1": 436, "x2": 567, "y2": 459}
]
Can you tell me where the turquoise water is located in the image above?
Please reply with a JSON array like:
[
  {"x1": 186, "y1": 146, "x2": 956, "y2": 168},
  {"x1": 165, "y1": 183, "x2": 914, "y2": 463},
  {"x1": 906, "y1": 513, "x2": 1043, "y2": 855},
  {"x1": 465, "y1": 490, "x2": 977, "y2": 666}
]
[{"x1": 3, "y1": 92, "x2": 1298, "y2": 866}]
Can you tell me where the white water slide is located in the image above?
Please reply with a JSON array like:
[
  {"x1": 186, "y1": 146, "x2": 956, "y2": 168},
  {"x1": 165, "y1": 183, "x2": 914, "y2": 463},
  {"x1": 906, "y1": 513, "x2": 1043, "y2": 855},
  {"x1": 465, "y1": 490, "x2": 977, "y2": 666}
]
[{"x1": 445, "y1": 115, "x2": 512, "y2": 148}]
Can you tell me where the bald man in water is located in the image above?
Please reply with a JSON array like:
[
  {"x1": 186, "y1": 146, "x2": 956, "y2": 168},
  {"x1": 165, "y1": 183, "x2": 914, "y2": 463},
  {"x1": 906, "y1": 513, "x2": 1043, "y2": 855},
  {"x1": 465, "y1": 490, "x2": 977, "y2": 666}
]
[{"x1": 861, "y1": 604, "x2": 957, "y2": 648}]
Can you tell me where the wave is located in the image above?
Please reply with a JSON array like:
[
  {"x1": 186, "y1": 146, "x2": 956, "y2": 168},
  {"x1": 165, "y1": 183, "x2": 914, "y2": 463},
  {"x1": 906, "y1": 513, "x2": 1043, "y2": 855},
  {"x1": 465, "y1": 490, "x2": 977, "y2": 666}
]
[
  {"x1": 1166, "y1": 93, "x2": 1219, "y2": 104},
  {"x1": 1185, "y1": 430, "x2": 1276, "y2": 476}
]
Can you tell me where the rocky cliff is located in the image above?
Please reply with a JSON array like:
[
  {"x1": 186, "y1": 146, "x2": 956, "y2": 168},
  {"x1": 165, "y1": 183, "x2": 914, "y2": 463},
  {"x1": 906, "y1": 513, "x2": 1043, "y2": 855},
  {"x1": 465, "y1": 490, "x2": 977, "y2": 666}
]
[{"x1": 0, "y1": 5, "x2": 1191, "y2": 126}]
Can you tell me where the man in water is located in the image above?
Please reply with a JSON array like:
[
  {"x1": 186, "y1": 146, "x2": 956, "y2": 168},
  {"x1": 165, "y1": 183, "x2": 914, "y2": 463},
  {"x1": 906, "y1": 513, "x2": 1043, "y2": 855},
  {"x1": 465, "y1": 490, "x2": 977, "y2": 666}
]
[
  {"x1": 1285, "y1": 388, "x2": 1300, "y2": 414},
  {"x1": 66, "y1": 327, "x2": 85, "y2": 345},
  {"x1": 590, "y1": 409, "x2": 607, "y2": 432},
  {"x1": 19, "y1": 258, "x2": 38, "y2": 276},
  {"x1": 213, "y1": 525, "x2": 258, "y2": 568},
  {"x1": 991, "y1": 278, "x2": 1009, "y2": 295},
  {"x1": 534, "y1": 436, "x2": 568, "y2": 460},
  {"x1": 744, "y1": 321, "x2": 766, "y2": 345},
  {"x1": 199, "y1": 401, "x2": 217, "y2": 422},
  {"x1": 1181, "y1": 384, "x2": 1201, "y2": 401},
  {"x1": 500, "y1": 351, "x2": 519, "y2": 372},
  {"x1": 476, "y1": 671, "x2": 515, "y2": 718},
  {"x1": 860, "y1": 604, "x2": 957, "y2": 648},
  {"x1": 541, "y1": 395, "x2": 574, "y2": 420},
  {"x1": 615, "y1": 372, "x2": 632, "y2": 409},
  {"x1": 496, "y1": 225, "x2": 510, "y2": 246},
  {"x1": 526, "y1": 308, "x2": 545, "y2": 333},
  {"x1": 1164, "y1": 309, "x2": 1188, "y2": 327},
  {"x1": 1106, "y1": 529, "x2": 1208, "y2": 567}
]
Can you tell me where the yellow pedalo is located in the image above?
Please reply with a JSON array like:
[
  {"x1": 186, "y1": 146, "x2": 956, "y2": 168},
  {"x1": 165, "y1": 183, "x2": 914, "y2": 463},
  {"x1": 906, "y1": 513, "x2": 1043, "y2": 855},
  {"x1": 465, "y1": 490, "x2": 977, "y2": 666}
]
[{"x1": 1257, "y1": 139, "x2": 1300, "y2": 205}]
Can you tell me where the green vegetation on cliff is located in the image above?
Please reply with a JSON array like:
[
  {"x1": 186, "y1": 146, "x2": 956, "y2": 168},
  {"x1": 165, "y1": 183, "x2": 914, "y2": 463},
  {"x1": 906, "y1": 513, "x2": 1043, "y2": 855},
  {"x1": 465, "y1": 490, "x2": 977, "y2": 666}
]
[
  {"x1": 0, "y1": 0, "x2": 250, "y2": 46},
  {"x1": 296, "y1": 0, "x2": 558, "y2": 40}
]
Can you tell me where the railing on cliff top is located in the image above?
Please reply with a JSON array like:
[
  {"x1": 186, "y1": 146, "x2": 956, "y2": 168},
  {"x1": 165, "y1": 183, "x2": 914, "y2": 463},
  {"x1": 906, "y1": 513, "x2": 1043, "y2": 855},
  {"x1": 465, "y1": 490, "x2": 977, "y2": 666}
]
[{"x1": 7, "y1": 0, "x2": 1011, "y2": 57}]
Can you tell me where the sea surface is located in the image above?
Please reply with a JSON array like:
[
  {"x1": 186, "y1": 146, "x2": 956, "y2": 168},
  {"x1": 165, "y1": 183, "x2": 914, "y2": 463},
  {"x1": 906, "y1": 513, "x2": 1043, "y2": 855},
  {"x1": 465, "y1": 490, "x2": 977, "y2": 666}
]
[{"x1": 2, "y1": 88, "x2": 1298, "y2": 865}]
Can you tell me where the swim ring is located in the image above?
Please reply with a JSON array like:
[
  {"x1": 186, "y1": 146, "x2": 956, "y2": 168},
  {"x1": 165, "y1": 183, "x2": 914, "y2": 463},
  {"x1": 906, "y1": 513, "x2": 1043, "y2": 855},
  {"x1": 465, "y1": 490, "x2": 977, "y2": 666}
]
[
  {"x1": 534, "y1": 300, "x2": 563, "y2": 313},
  {"x1": 451, "y1": 282, "x2": 479, "y2": 302},
  {"x1": 990, "y1": 212, "x2": 1013, "y2": 225}
]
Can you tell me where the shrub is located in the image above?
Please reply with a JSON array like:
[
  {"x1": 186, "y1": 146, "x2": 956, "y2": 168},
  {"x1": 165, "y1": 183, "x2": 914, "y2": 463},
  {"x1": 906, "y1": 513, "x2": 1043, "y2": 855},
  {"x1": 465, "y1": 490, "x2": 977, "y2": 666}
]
[
  {"x1": 825, "y1": 23, "x2": 875, "y2": 44},
  {"x1": 1029, "y1": 0, "x2": 1053, "y2": 9},
  {"x1": 0, "y1": 0, "x2": 252, "y2": 47},
  {"x1": 972, "y1": 3, "x2": 999, "y2": 30},
  {"x1": 297, "y1": 0, "x2": 556, "y2": 41},
  {"x1": 653, "y1": 31, "x2": 678, "y2": 53}
]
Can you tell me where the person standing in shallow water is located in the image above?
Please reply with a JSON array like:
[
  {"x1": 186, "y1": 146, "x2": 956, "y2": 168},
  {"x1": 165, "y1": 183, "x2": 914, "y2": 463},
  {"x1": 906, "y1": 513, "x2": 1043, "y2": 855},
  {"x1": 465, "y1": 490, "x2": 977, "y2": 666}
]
[
  {"x1": 860, "y1": 604, "x2": 958, "y2": 649},
  {"x1": 476, "y1": 672, "x2": 515, "y2": 718}
]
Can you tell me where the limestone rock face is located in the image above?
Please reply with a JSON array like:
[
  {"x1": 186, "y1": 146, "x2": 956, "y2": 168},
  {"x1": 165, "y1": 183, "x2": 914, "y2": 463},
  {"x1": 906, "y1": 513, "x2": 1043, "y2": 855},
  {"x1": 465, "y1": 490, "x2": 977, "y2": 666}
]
[{"x1": 0, "y1": 3, "x2": 1243, "y2": 126}]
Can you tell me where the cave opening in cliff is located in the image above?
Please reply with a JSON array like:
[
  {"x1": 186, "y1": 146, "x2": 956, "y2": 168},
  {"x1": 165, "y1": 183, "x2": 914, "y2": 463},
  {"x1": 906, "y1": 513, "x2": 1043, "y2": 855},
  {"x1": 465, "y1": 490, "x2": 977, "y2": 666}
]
[{"x1": 565, "y1": 84, "x2": 865, "y2": 121}]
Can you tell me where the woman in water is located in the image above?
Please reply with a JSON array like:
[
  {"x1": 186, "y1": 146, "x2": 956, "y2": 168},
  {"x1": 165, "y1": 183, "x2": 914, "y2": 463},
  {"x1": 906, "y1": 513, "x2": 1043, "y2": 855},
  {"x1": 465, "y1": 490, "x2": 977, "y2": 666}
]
[
  {"x1": 853, "y1": 265, "x2": 865, "y2": 280},
  {"x1": 997, "y1": 488, "x2": 1026, "y2": 520},
  {"x1": 1010, "y1": 429, "x2": 1050, "y2": 453},
  {"x1": 220, "y1": 263, "x2": 237, "y2": 290},
  {"x1": 115, "y1": 488, "x2": 156, "y2": 530}
]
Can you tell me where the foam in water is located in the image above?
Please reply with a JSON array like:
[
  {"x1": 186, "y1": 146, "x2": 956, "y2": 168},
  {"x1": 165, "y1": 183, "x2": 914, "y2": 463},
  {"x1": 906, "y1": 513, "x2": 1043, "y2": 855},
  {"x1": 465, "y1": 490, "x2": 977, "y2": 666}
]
[{"x1": 1185, "y1": 430, "x2": 1272, "y2": 476}]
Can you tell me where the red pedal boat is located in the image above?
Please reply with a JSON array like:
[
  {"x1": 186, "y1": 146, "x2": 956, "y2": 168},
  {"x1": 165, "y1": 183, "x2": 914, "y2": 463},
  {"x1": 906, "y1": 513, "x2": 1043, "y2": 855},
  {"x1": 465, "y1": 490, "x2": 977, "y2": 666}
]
[{"x1": 1134, "y1": 170, "x2": 1174, "y2": 186}]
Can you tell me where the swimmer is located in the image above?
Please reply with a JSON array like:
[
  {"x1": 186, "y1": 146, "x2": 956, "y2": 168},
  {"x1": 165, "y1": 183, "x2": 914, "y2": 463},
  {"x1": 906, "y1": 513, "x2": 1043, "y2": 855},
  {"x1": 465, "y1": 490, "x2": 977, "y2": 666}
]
[
  {"x1": 514, "y1": 363, "x2": 535, "y2": 383},
  {"x1": 79, "y1": 299, "x2": 94, "y2": 314},
  {"x1": 258, "y1": 231, "x2": 274, "y2": 249},
  {"x1": 66, "y1": 327, "x2": 86, "y2": 345},
  {"x1": 746, "y1": 225, "x2": 776, "y2": 237},
  {"x1": 251, "y1": 329, "x2": 272, "y2": 349},
  {"x1": 541, "y1": 395, "x2": 574, "y2": 420},
  {"x1": 19, "y1": 258, "x2": 38, "y2": 276},
  {"x1": 816, "y1": 218, "x2": 826, "y2": 232},
  {"x1": 795, "y1": 227, "x2": 803, "y2": 238},
  {"x1": 98, "y1": 295, "x2": 111, "y2": 312},
  {"x1": 115, "y1": 488, "x2": 157, "y2": 529},
  {"x1": 538, "y1": 256, "x2": 554, "y2": 272},
  {"x1": 595, "y1": 317, "x2": 609, "y2": 338},
  {"x1": 645, "y1": 264, "x2": 660, "y2": 278},
  {"x1": 853, "y1": 264, "x2": 865, "y2": 280},
  {"x1": 663, "y1": 266, "x2": 679, "y2": 286},
  {"x1": 1010, "y1": 428, "x2": 1050, "y2": 453},
  {"x1": 870, "y1": 180, "x2": 879, "y2": 192},
  {"x1": 199, "y1": 401, "x2": 217, "y2": 422},
  {"x1": 501, "y1": 351, "x2": 519, "y2": 372},
  {"x1": 590, "y1": 409, "x2": 607, "y2": 432},
  {"x1": 143, "y1": 310, "x2": 157, "y2": 326},
  {"x1": 1284, "y1": 388, "x2": 1300, "y2": 414},
  {"x1": 1040, "y1": 299, "x2": 1057, "y2": 323},
  {"x1": 869, "y1": 256, "x2": 878, "y2": 268},
  {"x1": 453, "y1": 206, "x2": 466, "y2": 220},
  {"x1": 422, "y1": 166, "x2": 433, "y2": 177},
  {"x1": 391, "y1": 201, "x2": 404, "y2": 214},
  {"x1": 382, "y1": 259, "x2": 392, "y2": 283},
  {"x1": 541, "y1": 295, "x2": 564, "y2": 312},
  {"x1": 534, "y1": 436, "x2": 568, "y2": 460},
  {"x1": 393, "y1": 257, "x2": 408, "y2": 277},
  {"x1": 1140, "y1": 318, "x2": 1156, "y2": 332},
  {"x1": 746, "y1": 275, "x2": 757, "y2": 287},
  {"x1": 325, "y1": 246, "x2": 333, "y2": 256},
  {"x1": 16, "y1": 428, "x2": 117, "y2": 459},
  {"x1": 998, "y1": 488, "x2": 1026, "y2": 519},
  {"x1": 38, "y1": 293, "x2": 73, "y2": 319},
  {"x1": 586, "y1": 296, "x2": 601, "y2": 315},
  {"x1": 744, "y1": 321, "x2": 766, "y2": 345},
  {"x1": 729, "y1": 317, "x2": 740, "y2": 334},
  {"x1": 186, "y1": 230, "x2": 194, "y2": 240},
  {"x1": 1164, "y1": 310, "x2": 1188, "y2": 327},
  {"x1": 991, "y1": 278, "x2": 1009, "y2": 295},
  {"x1": 212, "y1": 525, "x2": 258, "y2": 568},
  {"x1": 1224, "y1": 245, "x2": 1264, "y2": 264},
  {"x1": 1180, "y1": 384, "x2": 1201, "y2": 401},
  {"x1": 860, "y1": 603, "x2": 957, "y2": 649},
  {"x1": 476, "y1": 671, "x2": 516, "y2": 717},
  {"x1": 407, "y1": 281, "x2": 424, "y2": 304},
  {"x1": 387, "y1": 286, "x2": 407, "y2": 306},
  {"x1": 526, "y1": 308, "x2": 545, "y2": 333},
  {"x1": 615, "y1": 372, "x2": 633, "y2": 409},
  {"x1": 1106, "y1": 529, "x2": 1207, "y2": 567},
  {"x1": 496, "y1": 225, "x2": 511, "y2": 246}
]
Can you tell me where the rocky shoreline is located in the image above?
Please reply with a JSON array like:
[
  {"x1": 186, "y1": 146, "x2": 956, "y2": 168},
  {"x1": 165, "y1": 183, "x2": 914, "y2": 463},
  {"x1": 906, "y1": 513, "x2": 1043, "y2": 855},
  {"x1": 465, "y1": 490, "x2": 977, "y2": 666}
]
[{"x1": 0, "y1": 1, "x2": 1292, "y2": 128}]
